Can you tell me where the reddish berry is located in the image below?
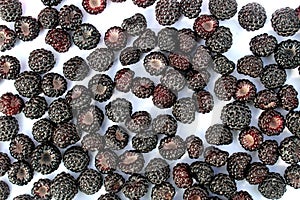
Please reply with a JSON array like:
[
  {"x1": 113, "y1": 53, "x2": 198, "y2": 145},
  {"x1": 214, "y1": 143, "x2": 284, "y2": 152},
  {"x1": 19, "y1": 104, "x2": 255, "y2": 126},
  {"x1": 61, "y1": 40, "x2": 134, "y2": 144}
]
[
  {"x1": 152, "y1": 84, "x2": 177, "y2": 109},
  {"x1": 186, "y1": 135, "x2": 203, "y2": 159},
  {"x1": 193, "y1": 14, "x2": 219, "y2": 39},
  {"x1": 0, "y1": 92, "x2": 24, "y2": 116},
  {"x1": 258, "y1": 109, "x2": 285, "y2": 136},
  {"x1": 239, "y1": 126, "x2": 263, "y2": 151},
  {"x1": 82, "y1": 0, "x2": 106, "y2": 15},
  {"x1": 104, "y1": 26, "x2": 127, "y2": 51},
  {"x1": 173, "y1": 163, "x2": 193, "y2": 188},
  {"x1": 169, "y1": 51, "x2": 191, "y2": 72},
  {"x1": 45, "y1": 28, "x2": 71, "y2": 53},
  {"x1": 234, "y1": 79, "x2": 257, "y2": 102},
  {"x1": 114, "y1": 68, "x2": 135, "y2": 93}
]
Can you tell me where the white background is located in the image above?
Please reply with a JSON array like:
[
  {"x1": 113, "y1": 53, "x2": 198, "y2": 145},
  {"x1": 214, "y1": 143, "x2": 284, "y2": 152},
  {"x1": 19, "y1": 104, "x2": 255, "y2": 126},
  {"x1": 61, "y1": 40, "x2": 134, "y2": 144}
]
[{"x1": 1, "y1": 0, "x2": 300, "y2": 199}]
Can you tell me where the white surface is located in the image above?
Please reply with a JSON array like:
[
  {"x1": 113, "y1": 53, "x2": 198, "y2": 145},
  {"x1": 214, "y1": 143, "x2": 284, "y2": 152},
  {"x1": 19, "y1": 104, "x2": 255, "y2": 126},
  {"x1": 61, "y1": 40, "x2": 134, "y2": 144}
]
[{"x1": 1, "y1": 0, "x2": 300, "y2": 199}]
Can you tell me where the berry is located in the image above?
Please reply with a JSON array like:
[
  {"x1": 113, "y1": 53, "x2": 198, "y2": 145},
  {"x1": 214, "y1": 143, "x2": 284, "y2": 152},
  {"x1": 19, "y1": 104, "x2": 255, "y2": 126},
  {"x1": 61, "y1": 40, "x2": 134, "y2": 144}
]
[
  {"x1": 180, "y1": 0, "x2": 202, "y2": 19},
  {"x1": 0, "y1": 25, "x2": 17, "y2": 52},
  {"x1": 105, "y1": 98, "x2": 132, "y2": 123},
  {"x1": 193, "y1": 15, "x2": 219, "y2": 39},
  {"x1": 279, "y1": 136, "x2": 300, "y2": 164},
  {"x1": 209, "y1": 173, "x2": 237, "y2": 198},
  {"x1": 254, "y1": 89, "x2": 280, "y2": 110},
  {"x1": 271, "y1": 7, "x2": 300, "y2": 37},
  {"x1": 258, "y1": 172, "x2": 286, "y2": 199},
  {"x1": 132, "y1": 0, "x2": 156, "y2": 8},
  {"x1": 152, "y1": 84, "x2": 177, "y2": 109},
  {"x1": 172, "y1": 97, "x2": 196, "y2": 124},
  {"x1": 8, "y1": 160, "x2": 33, "y2": 186},
  {"x1": 151, "y1": 182, "x2": 176, "y2": 200},
  {"x1": 208, "y1": 0, "x2": 237, "y2": 20},
  {"x1": 14, "y1": 16, "x2": 40, "y2": 41},
  {"x1": 0, "y1": 116, "x2": 19, "y2": 141},
  {"x1": 88, "y1": 74, "x2": 115, "y2": 102},
  {"x1": 23, "y1": 96, "x2": 47, "y2": 119},
  {"x1": 0, "y1": 0, "x2": 22, "y2": 22},
  {"x1": 52, "y1": 122, "x2": 80, "y2": 148},
  {"x1": 45, "y1": 28, "x2": 71, "y2": 53},
  {"x1": 63, "y1": 146, "x2": 89, "y2": 173},
  {"x1": 119, "y1": 47, "x2": 141, "y2": 66},
  {"x1": 104, "y1": 26, "x2": 127, "y2": 51},
  {"x1": 214, "y1": 75, "x2": 237, "y2": 101},
  {"x1": 183, "y1": 185, "x2": 209, "y2": 200},
  {"x1": 77, "y1": 105, "x2": 104, "y2": 133},
  {"x1": 237, "y1": 55, "x2": 263, "y2": 78},
  {"x1": 186, "y1": 70, "x2": 208, "y2": 91},
  {"x1": 152, "y1": 114, "x2": 177, "y2": 136},
  {"x1": 133, "y1": 28, "x2": 157, "y2": 53},
  {"x1": 65, "y1": 85, "x2": 92, "y2": 110},
  {"x1": 87, "y1": 48, "x2": 114, "y2": 72},
  {"x1": 229, "y1": 191, "x2": 253, "y2": 200},
  {"x1": 73, "y1": 23, "x2": 101, "y2": 50},
  {"x1": 121, "y1": 13, "x2": 147, "y2": 36},
  {"x1": 239, "y1": 126, "x2": 263, "y2": 151},
  {"x1": 190, "y1": 161, "x2": 214, "y2": 186},
  {"x1": 48, "y1": 98, "x2": 73, "y2": 124},
  {"x1": 38, "y1": 7, "x2": 59, "y2": 29},
  {"x1": 42, "y1": 73, "x2": 67, "y2": 97},
  {"x1": 212, "y1": 54, "x2": 235, "y2": 75},
  {"x1": 81, "y1": 133, "x2": 105, "y2": 152},
  {"x1": 0, "y1": 55, "x2": 20, "y2": 80},
  {"x1": 221, "y1": 101, "x2": 252, "y2": 130},
  {"x1": 30, "y1": 143, "x2": 61, "y2": 174},
  {"x1": 278, "y1": 84, "x2": 299, "y2": 111},
  {"x1": 125, "y1": 111, "x2": 152, "y2": 133},
  {"x1": 63, "y1": 56, "x2": 89, "y2": 81},
  {"x1": 145, "y1": 158, "x2": 170, "y2": 185},
  {"x1": 193, "y1": 90, "x2": 214, "y2": 114},
  {"x1": 204, "y1": 146, "x2": 229, "y2": 167},
  {"x1": 118, "y1": 150, "x2": 145, "y2": 174},
  {"x1": 98, "y1": 193, "x2": 121, "y2": 200},
  {"x1": 246, "y1": 162, "x2": 269, "y2": 185},
  {"x1": 169, "y1": 51, "x2": 191, "y2": 72},
  {"x1": 178, "y1": 28, "x2": 197, "y2": 53},
  {"x1": 28, "y1": 48, "x2": 55, "y2": 74},
  {"x1": 258, "y1": 140, "x2": 279, "y2": 165},
  {"x1": 173, "y1": 163, "x2": 193, "y2": 188},
  {"x1": 58, "y1": 4, "x2": 83, "y2": 31},
  {"x1": 0, "y1": 92, "x2": 24, "y2": 116},
  {"x1": 258, "y1": 109, "x2": 285, "y2": 136},
  {"x1": 155, "y1": 0, "x2": 181, "y2": 26},
  {"x1": 82, "y1": 0, "x2": 106, "y2": 15},
  {"x1": 13, "y1": 194, "x2": 33, "y2": 200},
  {"x1": 122, "y1": 174, "x2": 148, "y2": 200},
  {"x1": 249, "y1": 33, "x2": 278, "y2": 57},
  {"x1": 9, "y1": 133, "x2": 34, "y2": 160},
  {"x1": 114, "y1": 68, "x2": 135, "y2": 93},
  {"x1": 157, "y1": 27, "x2": 179, "y2": 52},
  {"x1": 274, "y1": 39, "x2": 300, "y2": 69},
  {"x1": 104, "y1": 172, "x2": 125, "y2": 193},
  {"x1": 286, "y1": 111, "x2": 300, "y2": 137},
  {"x1": 0, "y1": 152, "x2": 11, "y2": 176},
  {"x1": 14, "y1": 71, "x2": 42, "y2": 98},
  {"x1": 227, "y1": 152, "x2": 252, "y2": 180},
  {"x1": 50, "y1": 172, "x2": 78, "y2": 200},
  {"x1": 238, "y1": 3, "x2": 266, "y2": 31},
  {"x1": 132, "y1": 130, "x2": 158, "y2": 153},
  {"x1": 284, "y1": 164, "x2": 300, "y2": 189},
  {"x1": 158, "y1": 135, "x2": 186, "y2": 160},
  {"x1": 161, "y1": 68, "x2": 186, "y2": 92},
  {"x1": 31, "y1": 178, "x2": 51, "y2": 200},
  {"x1": 95, "y1": 149, "x2": 118, "y2": 174},
  {"x1": 143, "y1": 51, "x2": 168, "y2": 76},
  {"x1": 131, "y1": 77, "x2": 154, "y2": 98},
  {"x1": 205, "y1": 26, "x2": 232, "y2": 53},
  {"x1": 41, "y1": 0, "x2": 62, "y2": 6},
  {"x1": 186, "y1": 135, "x2": 204, "y2": 159},
  {"x1": 0, "y1": 180, "x2": 10, "y2": 200},
  {"x1": 260, "y1": 64, "x2": 287, "y2": 89},
  {"x1": 234, "y1": 79, "x2": 256, "y2": 102},
  {"x1": 104, "y1": 125, "x2": 129, "y2": 150},
  {"x1": 205, "y1": 124, "x2": 233, "y2": 145}
]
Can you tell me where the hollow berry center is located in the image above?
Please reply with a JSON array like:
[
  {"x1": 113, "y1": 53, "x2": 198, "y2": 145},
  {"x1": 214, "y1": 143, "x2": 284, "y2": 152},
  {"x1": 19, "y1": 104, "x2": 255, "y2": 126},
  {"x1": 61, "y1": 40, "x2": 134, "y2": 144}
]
[
  {"x1": 90, "y1": 0, "x2": 101, "y2": 8},
  {"x1": 123, "y1": 154, "x2": 138, "y2": 164}
]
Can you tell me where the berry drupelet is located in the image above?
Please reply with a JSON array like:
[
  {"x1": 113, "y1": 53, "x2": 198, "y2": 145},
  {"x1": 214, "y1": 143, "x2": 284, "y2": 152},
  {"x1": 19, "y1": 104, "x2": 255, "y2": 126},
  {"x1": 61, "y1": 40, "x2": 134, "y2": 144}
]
[
  {"x1": 157, "y1": 27, "x2": 179, "y2": 52},
  {"x1": 249, "y1": 33, "x2": 277, "y2": 57},
  {"x1": 0, "y1": 0, "x2": 22, "y2": 22},
  {"x1": 209, "y1": 173, "x2": 237, "y2": 198},
  {"x1": 104, "y1": 26, "x2": 127, "y2": 51},
  {"x1": 0, "y1": 55, "x2": 20, "y2": 80},
  {"x1": 186, "y1": 135, "x2": 204, "y2": 159},
  {"x1": 28, "y1": 48, "x2": 56, "y2": 74},
  {"x1": 121, "y1": 13, "x2": 147, "y2": 36},
  {"x1": 274, "y1": 39, "x2": 300, "y2": 69},
  {"x1": 0, "y1": 152, "x2": 11, "y2": 176},
  {"x1": 114, "y1": 68, "x2": 135, "y2": 93},
  {"x1": 227, "y1": 152, "x2": 252, "y2": 180},
  {"x1": 246, "y1": 162, "x2": 269, "y2": 185},
  {"x1": 104, "y1": 125, "x2": 129, "y2": 150},
  {"x1": 190, "y1": 161, "x2": 214, "y2": 186},
  {"x1": 132, "y1": 130, "x2": 158, "y2": 153},
  {"x1": 258, "y1": 172, "x2": 287, "y2": 199},
  {"x1": 258, "y1": 109, "x2": 285, "y2": 136},
  {"x1": 173, "y1": 163, "x2": 193, "y2": 189},
  {"x1": 151, "y1": 182, "x2": 176, "y2": 200},
  {"x1": 31, "y1": 178, "x2": 52, "y2": 200},
  {"x1": 132, "y1": 0, "x2": 156, "y2": 8},
  {"x1": 284, "y1": 164, "x2": 300, "y2": 189},
  {"x1": 214, "y1": 75, "x2": 237, "y2": 101},
  {"x1": 172, "y1": 97, "x2": 196, "y2": 124},
  {"x1": 260, "y1": 64, "x2": 287, "y2": 89},
  {"x1": 286, "y1": 111, "x2": 300, "y2": 137},
  {"x1": 183, "y1": 185, "x2": 209, "y2": 200},
  {"x1": 258, "y1": 140, "x2": 279, "y2": 165},
  {"x1": 152, "y1": 84, "x2": 177, "y2": 109},
  {"x1": 0, "y1": 180, "x2": 10, "y2": 200},
  {"x1": 48, "y1": 98, "x2": 73, "y2": 124},
  {"x1": 131, "y1": 77, "x2": 155, "y2": 98},
  {"x1": 122, "y1": 174, "x2": 149, "y2": 200},
  {"x1": 65, "y1": 85, "x2": 92, "y2": 111},
  {"x1": 206, "y1": 26, "x2": 232, "y2": 53},
  {"x1": 278, "y1": 84, "x2": 299, "y2": 111},
  {"x1": 125, "y1": 111, "x2": 152, "y2": 133},
  {"x1": 279, "y1": 136, "x2": 300, "y2": 164},
  {"x1": 119, "y1": 47, "x2": 141, "y2": 66},
  {"x1": 58, "y1": 4, "x2": 83, "y2": 31},
  {"x1": 178, "y1": 28, "x2": 197, "y2": 54},
  {"x1": 8, "y1": 160, "x2": 33, "y2": 186},
  {"x1": 193, "y1": 14, "x2": 219, "y2": 39},
  {"x1": 133, "y1": 28, "x2": 157, "y2": 53},
  {"x1": 161, "y1": 68, "x2": 186, "y2": 92},
  {"x1": 234, "y1": 79, "x2": 257, "y2": 102},
  {"x1": 81, "y1": 133, "x2": 105, "y2": 152},
  {"x1": 237, "y1": 55, "x2": 263, "y2": 78},
  {"x1": 41, "y1": 0, "x2": 63, "y2": 6},
  {"x1": 95, "y1": 149, "x2": 118, "y2": 174},
  {"x1": 104, "y1": 172, "x2": 125, "y2": 193},
  {"x1": 180, "y1": 0, "x2": 202, "y2": 19},
  {"x1": 212, "y1": 54, "x2": 235, "y2": 75},
  {"x1": 82, "y1": 0, "x2": 106, "y2": 15},
  {"x1": 204, "y1": 146, "x2": 229, "y2": 167}
]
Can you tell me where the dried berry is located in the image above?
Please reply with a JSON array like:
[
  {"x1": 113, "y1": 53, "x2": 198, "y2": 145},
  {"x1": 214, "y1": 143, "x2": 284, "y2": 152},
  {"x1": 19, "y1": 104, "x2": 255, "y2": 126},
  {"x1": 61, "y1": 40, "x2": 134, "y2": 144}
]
[
  {"x1": 95, "y1": 149, "x2": 118, "y2": 174},
  {"x1": 227, "y1": 152, "x2": 252, "y2": 180},
  {"x1": 0, "y1": 25, "x2": 17, "y2": 52},
  {"x1": 204, "y1": 146, "x2": 229, "y2": 167},
  {"x1": 186, "y1": 135, "x2": 204, "y2": 159},
  {"x1": 118, "y1": 150, "x2": 145, "y2": 174},
  {"x1": 0, "y1": 92, "x2": 24, "y2": 116},
  {"x1": 45, "y1": 28, "x2": 71, "y2": 53},
  {"x1": 239, "y1": 126, "x2": 263, "y2": 151},
  {"x1": 105, "y1": 98, "x2": 132, "y2": 123},
  {"x1": 159, "y1": 135, "x2": 186, "y2": 160},
  {"x1": 258, "y1": 172, "x2": 286, "y2": 199},
  {"x1": 173, "y1": 163, "x2": 193, "y2": 188},
  {"x1": 205, "y1": 124, "x2": 233, "y2": 145},
  {"x1": 73, "y1": 23, "x2": 101, "y2": 50},
  {"x1": 209, "y1": 173, "x2": 237, "y2": 198},
  {"x1": 258, "y1": 140, "x2": 279, "y2": 165},
  {"x1": 258, "y1": 109, "x2": 285, "y2": 136},
  {"x1": 104, "y1": 172, "x2": 124, "y2": 193}
]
